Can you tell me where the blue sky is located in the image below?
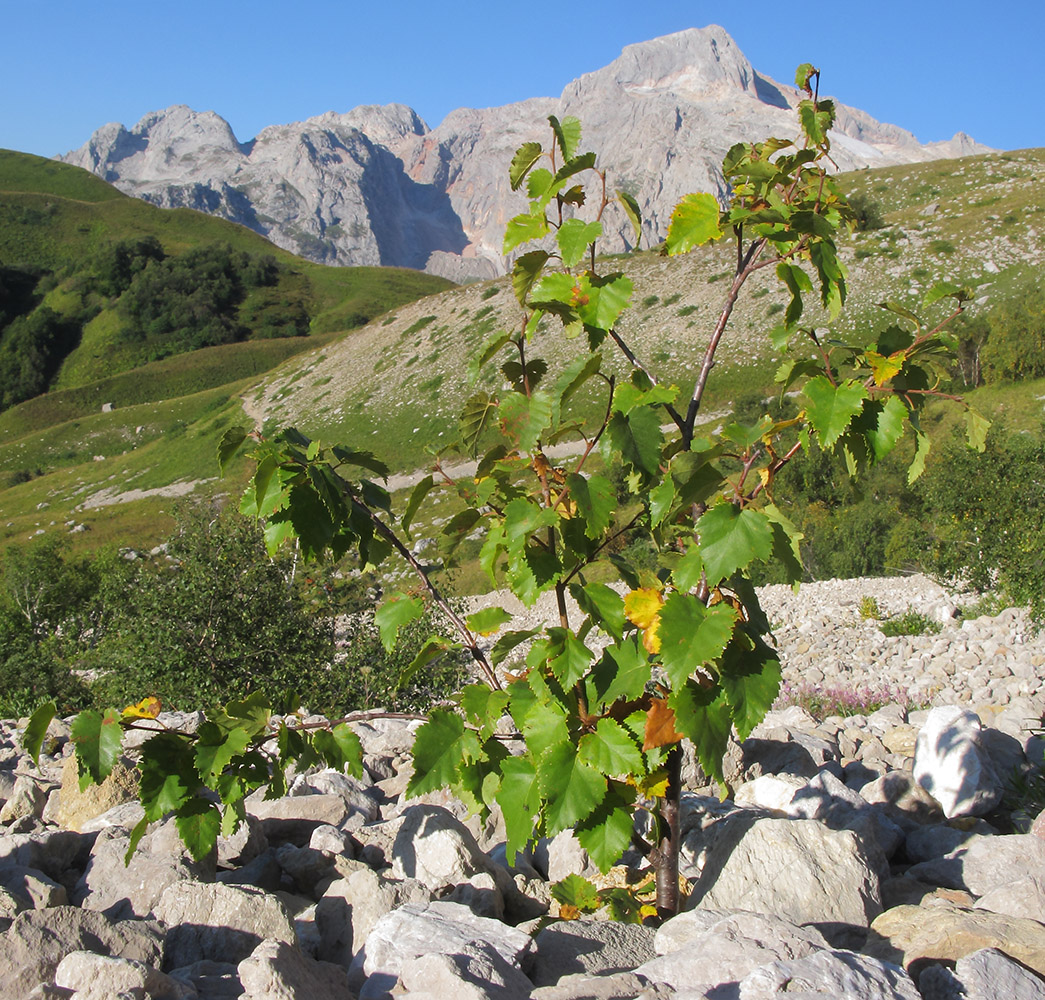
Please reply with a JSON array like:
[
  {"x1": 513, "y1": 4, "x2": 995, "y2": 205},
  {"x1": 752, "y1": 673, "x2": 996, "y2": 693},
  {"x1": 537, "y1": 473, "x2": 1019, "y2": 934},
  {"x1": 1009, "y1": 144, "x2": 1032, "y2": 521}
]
[{"x1": 2, "y1": 1, "x2": 1042, "y2": 157}]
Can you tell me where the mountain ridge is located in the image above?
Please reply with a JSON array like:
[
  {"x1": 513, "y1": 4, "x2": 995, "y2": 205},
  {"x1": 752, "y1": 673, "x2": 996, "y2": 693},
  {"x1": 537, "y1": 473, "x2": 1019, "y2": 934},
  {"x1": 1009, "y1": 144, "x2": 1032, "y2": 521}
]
[{"x1": 60, "y1": 25, "x2": 993, "y2": 279}]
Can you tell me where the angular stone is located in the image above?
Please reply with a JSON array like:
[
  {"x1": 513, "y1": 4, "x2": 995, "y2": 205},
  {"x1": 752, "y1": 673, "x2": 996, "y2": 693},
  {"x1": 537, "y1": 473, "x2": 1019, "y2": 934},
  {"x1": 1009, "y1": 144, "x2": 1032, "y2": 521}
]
[
  {"x1": 56, "y1": 755, "x2": 139, "y2": 832},
  {"x1": 390, "y1": 804, "x2": 514, "y2": 915},
  {"x1": 0, "y1": 828, "x2": 89, "y2": 880},
  {"x1": 316, "y1": 867, "x2": 431, "y2": 968},
  {"x1": 54, "y1": 950, "x2": 193, "y2": 1000},
  {"x1": 975, "y1": 875, "x2": 1045, "y2": 923},
  {"x1": 859, "y1": 772, "x2": 946, "y2": 831},
  {"x1": 398, "y1": 946, "x2": 535, "y2": 1000},
  {"x1": 914, "y1": 707, "x2": 1002, "y2": 818},
  {"x1": 357, "y1": 899, "x2": 535, "y2": 988},
  {"x1": 955, "y1": 947, "x2": 1045, "y2": 1000},
  {"x1": 76, "y1": 822, "x2": 211, "y2": 918},
  {"x1": 0, "y1": 906, "x2": 164, "y2": 997},
  {"x1": 686, "y1": 816, "x2": 882, "y2": 946},
  {"x1": 154, "y1": 881, "x2": 296, "y2": 969},
  {"x1": 167, "y1": 960, "x2": 242, "y2": 1000},
  {"x1": 237, "y1": 938, "x2": 350, "y2": 1000},
  {"x1": 529, "y1": 971, "x2": 660, "y2": 1000},
  {"x1": 530, "y1": 920, "x2": 656, "y2": 987},
  {"x1": 865, "y1": 902, "x2": 1045, "y2": 976},
  {"x1": 0, "y1": 773, "x2": 50, "y2": 824},
  {"x1": 738, "y1": 948, "x2": 921, "y2": 999},
  {"x1": 641, "y1": 909, "x2": 829, "y2": 991},
  {"x1": 247, "y1": 793, "x2": 352, "y2": 846},
  {"x1": 904, "y1": 834, "x2": 1045, "y2": 896}
]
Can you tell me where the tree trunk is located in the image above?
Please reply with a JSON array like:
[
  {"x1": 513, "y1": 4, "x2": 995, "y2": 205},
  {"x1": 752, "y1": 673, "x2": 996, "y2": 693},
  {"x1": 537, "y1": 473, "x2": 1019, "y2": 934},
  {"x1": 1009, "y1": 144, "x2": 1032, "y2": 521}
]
[{"x1": 653, "y1": 743, "x2": 683, "y2": 919}]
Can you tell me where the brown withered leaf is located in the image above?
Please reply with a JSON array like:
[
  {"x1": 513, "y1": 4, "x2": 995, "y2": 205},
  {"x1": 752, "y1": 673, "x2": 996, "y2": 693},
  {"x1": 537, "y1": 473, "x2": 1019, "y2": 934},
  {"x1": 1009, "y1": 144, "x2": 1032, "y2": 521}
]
[{"x1": 643, "y1": 698, "x2": 682, "y2": 751}]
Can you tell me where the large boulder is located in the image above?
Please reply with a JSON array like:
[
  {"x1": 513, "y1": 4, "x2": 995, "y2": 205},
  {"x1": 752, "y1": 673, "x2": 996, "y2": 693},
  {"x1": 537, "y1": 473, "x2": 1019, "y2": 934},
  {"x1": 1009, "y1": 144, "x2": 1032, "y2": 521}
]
[
  {"x1": 237, "y1": 938, "x2": 351, "y2": 1000},
  {"x1": 913, "y1": 707, "x2": 1002, "y2": 818},
  {"x1": 738, "y1": 948, "x2": 921, "y2": 999},
  {"x1": 154, "y1": 881, "x2": 296, "y2": 969},
  {"x1": 354, "y1": 899, "x2": 535, "y2": 994},
  {"x1": 530, "y1": 920, "x2": 656, "y2": 987},
  {"x1": 639, "y1": 909, "x2": 829, "y2": 992},
  {"x1": 685, "y1": 815, "x2": 882, "y2": 946},
  {"x1": 0, "y1": 905, "x2": 164, "y2": 997},
  {"x1": 53, "y1": 950, "x2": 194, "y2": 1000}
]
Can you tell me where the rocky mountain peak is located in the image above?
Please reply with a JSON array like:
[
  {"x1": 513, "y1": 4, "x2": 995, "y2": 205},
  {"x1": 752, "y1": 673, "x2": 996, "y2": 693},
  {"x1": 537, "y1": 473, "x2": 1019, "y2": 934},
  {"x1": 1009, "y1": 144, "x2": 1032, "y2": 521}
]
[
  {"x1": 59, "y1": 26, "x2": 994, "y2": 277},
  {"x1": 563, "y1": 25, "x2": 761, "y2": 104}
]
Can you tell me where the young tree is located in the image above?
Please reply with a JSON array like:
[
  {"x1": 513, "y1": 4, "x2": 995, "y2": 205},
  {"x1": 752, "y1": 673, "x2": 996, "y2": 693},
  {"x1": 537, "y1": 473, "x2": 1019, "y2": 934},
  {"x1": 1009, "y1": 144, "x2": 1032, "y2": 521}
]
[{"x1": 31, "y1": 66, "x2": 986, "y2": 914}]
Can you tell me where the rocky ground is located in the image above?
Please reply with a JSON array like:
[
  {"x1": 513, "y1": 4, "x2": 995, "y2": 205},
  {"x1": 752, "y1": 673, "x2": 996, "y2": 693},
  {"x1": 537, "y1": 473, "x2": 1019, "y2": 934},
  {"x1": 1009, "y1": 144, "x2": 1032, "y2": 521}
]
[{"x1": 2, "y1": 574, "x2": 1045, "y2": 999}]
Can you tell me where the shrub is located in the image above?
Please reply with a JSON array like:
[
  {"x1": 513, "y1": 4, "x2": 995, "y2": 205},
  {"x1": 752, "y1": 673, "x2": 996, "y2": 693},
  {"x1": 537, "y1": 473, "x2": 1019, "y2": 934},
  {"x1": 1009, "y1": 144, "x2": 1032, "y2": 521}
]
[{"x1": 879, "y1": 609, "x2": 942, "y2": 637}]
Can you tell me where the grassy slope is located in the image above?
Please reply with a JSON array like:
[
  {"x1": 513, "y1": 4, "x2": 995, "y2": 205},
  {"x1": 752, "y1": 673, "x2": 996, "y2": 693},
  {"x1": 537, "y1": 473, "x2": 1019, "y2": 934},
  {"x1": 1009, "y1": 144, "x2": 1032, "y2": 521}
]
[
  {"x1": 1, "y1": 147, "x2": 1043, "y2": 557},
  {"x1": 0, "y1": 149, "x2": 453, "y2": 387}
]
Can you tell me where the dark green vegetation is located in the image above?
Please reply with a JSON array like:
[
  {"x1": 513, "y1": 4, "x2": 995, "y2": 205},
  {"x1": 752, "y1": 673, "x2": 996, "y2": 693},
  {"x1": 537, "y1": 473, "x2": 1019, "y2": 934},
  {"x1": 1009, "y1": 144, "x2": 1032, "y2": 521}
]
[{"x1": 0, "y1": 509, "x2": 467, "y2": 719}]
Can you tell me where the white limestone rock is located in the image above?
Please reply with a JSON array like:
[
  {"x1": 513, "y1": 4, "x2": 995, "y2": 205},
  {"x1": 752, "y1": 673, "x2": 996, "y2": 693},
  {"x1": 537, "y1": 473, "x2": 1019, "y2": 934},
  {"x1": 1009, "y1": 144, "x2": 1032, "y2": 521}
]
[{"x1": 914, "y1": 707, "x2": 1003, "y2": 818}]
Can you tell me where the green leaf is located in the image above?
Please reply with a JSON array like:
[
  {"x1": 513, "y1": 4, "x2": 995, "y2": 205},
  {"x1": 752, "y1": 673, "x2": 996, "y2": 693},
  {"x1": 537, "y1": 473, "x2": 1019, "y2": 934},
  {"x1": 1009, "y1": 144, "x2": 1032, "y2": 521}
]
[
  {"x1": 590, "y1": 637, "x2": 651, "y2": 708},
  {"x1": 401, "y1": 475, "x2": 435, "y2": 538},
  {"x1": 648, "y1": 477, "x2": 676, "y2": 529},
  {"x1": 329, "y1": 447, "x2": 390, "y2": 480},
  {"x1": 513, "y1": 679, "x2": 570, "y2": 757},
  {"x1": 579, "y1": 718, "x2": 644, "y2": 777},
  {"x1": 538, "y1": 740, "x2": 607, "y2": 835},
  {"x1": 138, "y1": 732, "x2": 196, "y2": 820},
  {"x1": 466, "y1": 606, "x2": 513, "y2": 636},
  {"x1": 511, "y1": 251, "x2": 550, "y2": 306},
  {"x1": 605, "y1": 408, "x2": 663, "y2": 478},
  {"x1": 490, "y1": 627, "x2": 543, "y2": 667},
  {"x1": 795, "y1": 62, "x2": 817, "y2": 91},
  {"x1": 460, "y1": 393, "x2": 499, "y2": 456},
  {"x1": 498, "y1": 390, "x2": 554, "y2": 451},
  {"x1": 803, "y1": 376, "x2": 869, "y2": 449},
  {"x1": 527, "y1": 167, "x2": 555, "y2": 201},
  {"x1": 555, "y1": 352, "x2": 603, "y2": 410},
  {"x1": 670, "y1": 680, "x2": 731, "y2": 788},
  {"x1": 509, "y1": 141, "x2": 543, "y2": 190},
  {"x1": 720, "y1": 628, "x2": 782, "y2": 740},
  {"x1": 923, "y1": 281, "x2": 971, "y2": 307},
  {"x1": 549, "y1": 115, "x2": 582, "y2": 160},
  {"x1": 567, "y1": 473, "x2": 615, "y2": 539},
  {"x1": 551, "y1": 872, "x2": 601, "y2": 910},
  {"x1": 71, "y1": 708, "x2": 123, "y2": 790},
  {"x1": 657, "y1": 594, "x2": 737, "y2": 688},
  {"x1": 577, "y1": 273, "x2": 634, "y2": 332},
  {"x1": 175, "y1": 798, "x2": 222, "y2": 863},
  {"x1": 556, "y1": 219, "x2": 602, "y2": 268},
  {"x1": 575, "y1": 793, "x2": 636, "y2": 873},
  {"x1": 859, "y1": 395, "x2": 908, "y2": 462},
  {"x1": 617, "y1": 190, "x2": 642, "y2": 247},
  {"x1": 570, "y1": 582, "x2": 625, "y2": 642},
  {"x1": 286, "y1": 482, "x2": 334, "y2": 559},
  {"x1": 22, "y1": 701, "x2": 56, "y2": 766},
  {"x1": 314, "y1": 724, "x2": 364, "y2": 776},
  {"x1": 552, "y1": 152, "x2": 597, "y2": 190},
  {"x1": 665, "y1": 193, "x2": 723, "y2": 255},
  {"x1": 908, "y1": 430, "x2": 931, "y2": 484},
  {"x1": 460, "y1": 685, "x2": 510, "y2": 732},
  {"x1": 468, "y1": 332, "x2": 512, "y2": 383},
  {"x1": 965, "y1": 407, "x2": 990, "y2": 452},
  {"x1": 124, "y1": 814, "x2": 150, "y2": 865},
  {"x1": 439, "y1": 507, "x2": 483, "y2": 560},
  {"x1": 408, "y1": 709, "x2": 479, "y2": 798},
  {"x1": 194, "y1": 723, "x2": 253, "y2": 787},
  {"x1": 496, "y1": 755, "x2": 541, "y2": 863},
  {"x1": 547, "y1": 629, "x2": 594, "y2": 688},
  {"x1": 375, "y1": 594, "x2": 425, "y2": 653},
  {"x1": 763, "y1": 505, "x2": 804, "y2": 586},
  {"x1": 217, "y1": 426, "x2": 248, "y2": 473},
  {"x1": 672, "y1": 541, "x2": 704, "y2": 593},
  {"x1": 696, "y1": 503, "x2": 774, "y2": 587},
  {"x1": 503, "y1": 210, "x2": 549, "y2": 254}
]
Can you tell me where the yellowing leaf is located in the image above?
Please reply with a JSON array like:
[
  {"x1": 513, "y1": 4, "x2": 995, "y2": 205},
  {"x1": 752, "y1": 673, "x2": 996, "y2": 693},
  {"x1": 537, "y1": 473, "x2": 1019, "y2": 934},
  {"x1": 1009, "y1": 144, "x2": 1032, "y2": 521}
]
[
  {"x1": 624, "y1": 588, "x2": 663, "y2": 630},
  {"x1": 640, "y1": 904, "x2": 659, "y2": 919},
  {"x1": 558, "y1": 903, "x2": 581, "y2": 920},
  {"x1": 122, "y1": 696, "x2": 162, "y2": 720},
  {"x1": 641, "y1": 617, "x2": 661, "y2": 655},
  {"x1": 865, "y1": 350, "x2": 906, "y2": 386}
]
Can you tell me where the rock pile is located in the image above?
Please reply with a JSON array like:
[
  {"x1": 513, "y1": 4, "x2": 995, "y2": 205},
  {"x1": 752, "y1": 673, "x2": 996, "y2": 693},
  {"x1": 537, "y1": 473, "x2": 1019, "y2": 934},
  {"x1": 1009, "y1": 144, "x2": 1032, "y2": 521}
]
[{"x1": 3, "y1": 575, "x2": 1045, "y2": 998}]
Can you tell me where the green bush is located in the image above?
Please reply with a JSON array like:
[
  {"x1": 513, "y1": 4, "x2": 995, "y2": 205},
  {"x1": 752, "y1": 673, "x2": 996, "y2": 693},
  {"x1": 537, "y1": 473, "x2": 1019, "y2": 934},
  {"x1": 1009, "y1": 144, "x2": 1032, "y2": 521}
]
[
  {"x1": 879, "y1": 609, "x2": 941, "y2": 637},
  {"x1": 89, "y1": 506, "x2": 334, "y2": 712}
]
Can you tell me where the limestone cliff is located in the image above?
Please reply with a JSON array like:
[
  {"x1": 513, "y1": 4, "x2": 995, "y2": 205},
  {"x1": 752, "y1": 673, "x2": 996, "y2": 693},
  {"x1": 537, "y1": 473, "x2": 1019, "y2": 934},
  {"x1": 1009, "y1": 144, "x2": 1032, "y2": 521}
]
[{"x1": 60, "y1": 26, "x2": 993, "y2": 277}]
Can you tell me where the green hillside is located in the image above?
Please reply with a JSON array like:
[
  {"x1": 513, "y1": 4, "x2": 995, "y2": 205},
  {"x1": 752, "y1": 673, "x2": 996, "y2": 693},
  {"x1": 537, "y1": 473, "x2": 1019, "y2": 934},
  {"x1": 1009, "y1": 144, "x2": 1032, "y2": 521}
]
[
  {"x1": 0, "y1": 149, "x2": 452, "y2": 399},
  {"x1": 1, "y1": 146, "x2": 1043, "y2": 574}
]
